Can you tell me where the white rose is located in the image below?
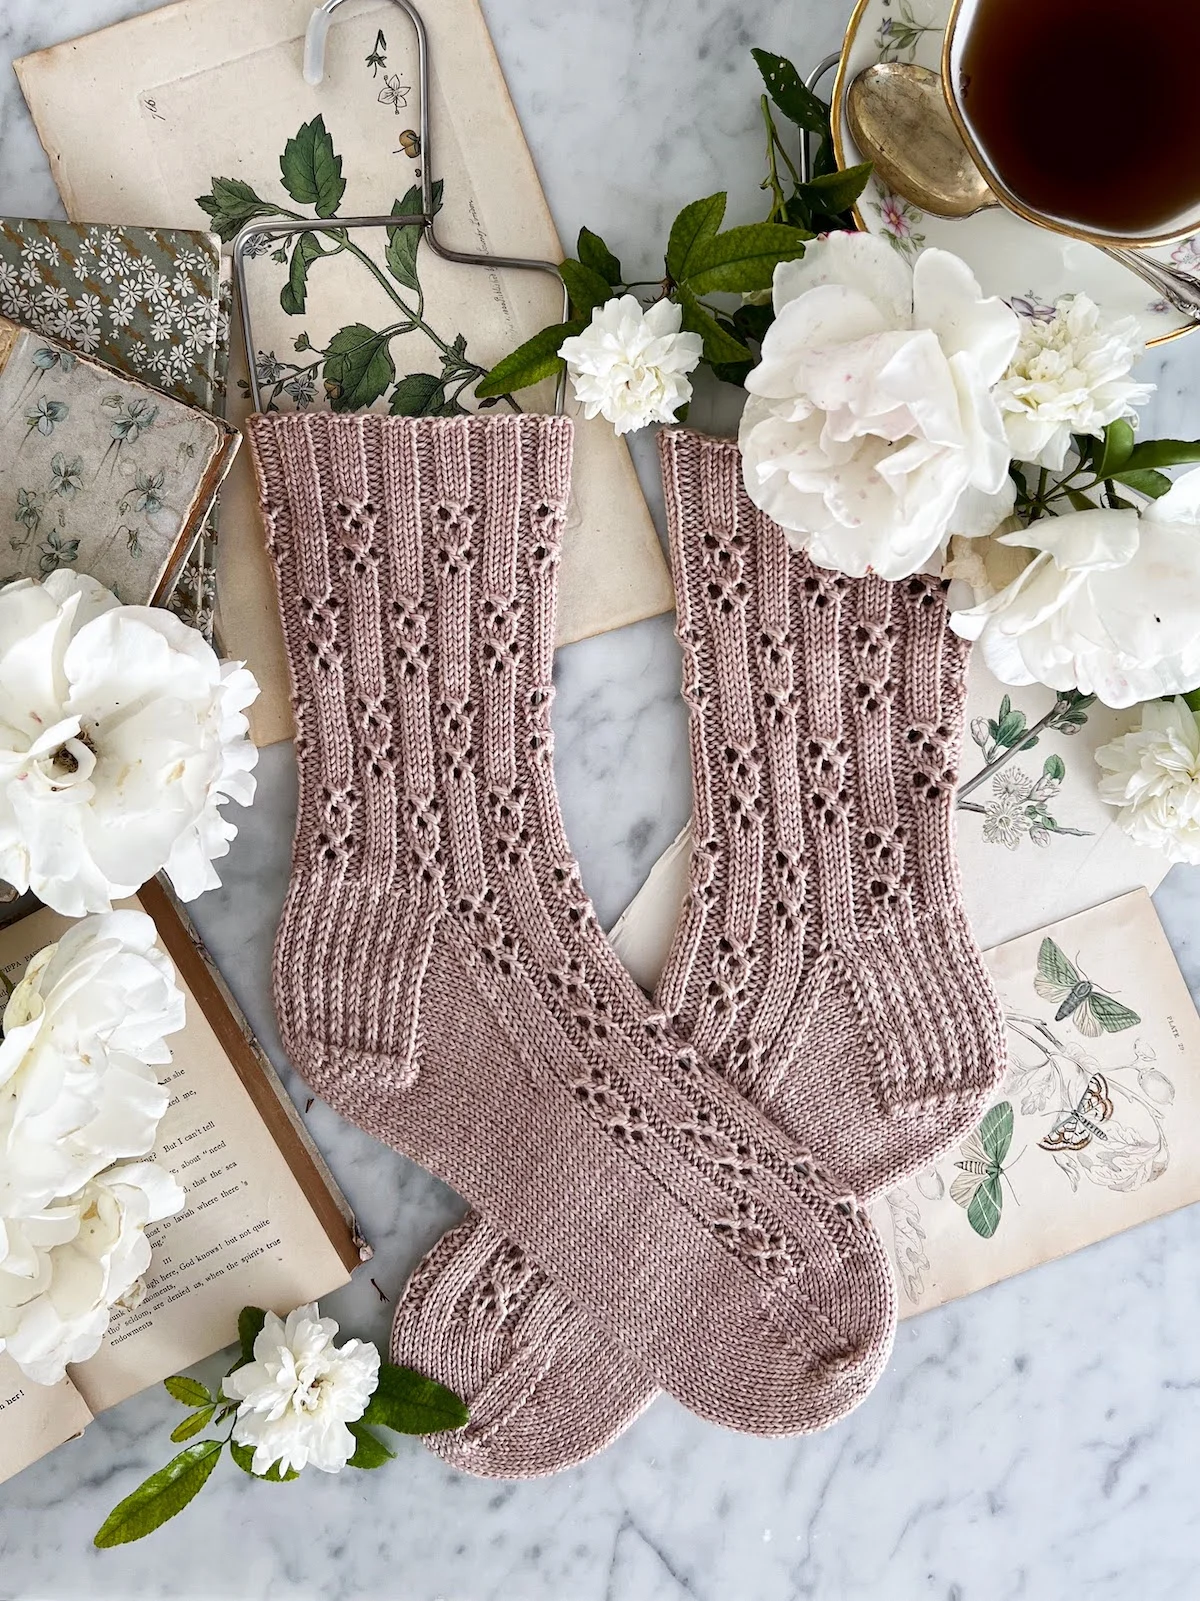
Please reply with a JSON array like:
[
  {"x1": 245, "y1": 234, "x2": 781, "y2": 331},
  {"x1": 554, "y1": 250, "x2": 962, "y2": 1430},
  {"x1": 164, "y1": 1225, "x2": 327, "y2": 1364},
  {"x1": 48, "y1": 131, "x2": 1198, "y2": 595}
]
[
  {"x1": 0, "y1": 571, "x2": 259, "y2": 916},
  {"x1": 225, "y1": 1303, "x2": 381, "y2": 1476},
  {"x1": 949, "y1": 471, "x2": 1200, "y2": 706},
  {"x1": 738, "y1": 232, "x2": 1020, "y2": 580},
  {"x1": 0, "y1": 911, "x2": 185, "y2": 1216},
  {"x1": 995, "y1": 294, "x2": 1153, "y2": 471},
  {"x1": 0, "y1": 1161, "x2": 183, "y2": 1385},
  {"x1": 1095, "y1": 698, "x2": 1200, "y2": 863},
  {"x1": 559, "y1": 295, "x2": 703, "y2": 435}
]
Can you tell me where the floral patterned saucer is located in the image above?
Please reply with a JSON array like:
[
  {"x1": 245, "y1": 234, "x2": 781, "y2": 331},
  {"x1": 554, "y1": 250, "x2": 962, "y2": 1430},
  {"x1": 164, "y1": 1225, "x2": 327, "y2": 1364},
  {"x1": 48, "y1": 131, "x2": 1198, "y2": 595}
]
[{"x1": 831, "y1": 0, "x2": 1199, "y2": 344}]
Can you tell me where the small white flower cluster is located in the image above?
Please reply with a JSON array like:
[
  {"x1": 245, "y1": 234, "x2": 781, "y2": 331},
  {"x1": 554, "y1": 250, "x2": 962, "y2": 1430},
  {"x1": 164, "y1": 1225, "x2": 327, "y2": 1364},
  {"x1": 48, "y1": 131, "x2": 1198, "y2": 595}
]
[{"x1": 0, "y1": 913, "x2": 185, "y2": 1385}]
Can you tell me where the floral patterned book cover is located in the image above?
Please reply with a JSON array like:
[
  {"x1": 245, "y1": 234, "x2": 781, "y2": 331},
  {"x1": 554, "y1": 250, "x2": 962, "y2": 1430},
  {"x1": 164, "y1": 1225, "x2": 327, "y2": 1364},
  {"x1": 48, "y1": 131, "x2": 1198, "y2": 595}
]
[{"x1": 0, "y1": 217, "x2": 229, "y2": 637}]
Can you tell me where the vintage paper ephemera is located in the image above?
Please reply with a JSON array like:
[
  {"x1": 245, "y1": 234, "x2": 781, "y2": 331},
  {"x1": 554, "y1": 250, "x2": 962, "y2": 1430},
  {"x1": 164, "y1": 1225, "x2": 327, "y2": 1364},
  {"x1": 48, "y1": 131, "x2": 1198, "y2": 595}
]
[
  {"x1": 0, "y1": 317, "x2": 237, "y2": 609},
  {"x1": 17, "y1": 0, "x2": 673, "y2": 747},
  {"x1": 0, "y1": 883, "x2": 364, "y2": 1485},
  {"x1": 608, "y1": 657, "x2": 1171, "y2": 992}
]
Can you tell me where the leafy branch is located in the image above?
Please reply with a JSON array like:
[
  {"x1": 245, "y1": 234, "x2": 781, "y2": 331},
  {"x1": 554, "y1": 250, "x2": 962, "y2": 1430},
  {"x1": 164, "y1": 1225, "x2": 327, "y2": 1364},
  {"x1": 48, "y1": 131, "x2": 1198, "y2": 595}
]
[
  {"x1": 958, "y1": 691, "x2": 1096, "y2": 804},
  {"x1": 1012, "y1": 418, "x2": 1200, "y2": 522}
]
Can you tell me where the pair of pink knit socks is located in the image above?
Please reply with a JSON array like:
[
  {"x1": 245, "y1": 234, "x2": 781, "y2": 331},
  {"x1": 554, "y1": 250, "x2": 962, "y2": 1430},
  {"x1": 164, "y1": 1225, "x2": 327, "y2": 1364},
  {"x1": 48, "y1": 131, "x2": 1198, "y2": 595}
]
[{"x1": 249, "y1": 412, "x2": 1006, "y2": 1476}]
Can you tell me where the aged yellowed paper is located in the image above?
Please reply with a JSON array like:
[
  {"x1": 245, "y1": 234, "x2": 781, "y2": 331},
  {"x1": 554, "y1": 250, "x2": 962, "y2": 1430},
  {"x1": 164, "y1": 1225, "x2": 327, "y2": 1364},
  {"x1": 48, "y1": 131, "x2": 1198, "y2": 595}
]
[{"x1": 0, "y1": 1357, "x2": 93, "y2": 1487}]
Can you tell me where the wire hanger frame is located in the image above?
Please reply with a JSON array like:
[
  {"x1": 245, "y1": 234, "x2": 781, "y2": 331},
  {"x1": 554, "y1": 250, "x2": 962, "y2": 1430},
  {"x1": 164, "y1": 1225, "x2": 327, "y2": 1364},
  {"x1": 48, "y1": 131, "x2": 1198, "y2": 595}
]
[{"x1": 233, "y1": 0, "x2": 569, "y2": 414}]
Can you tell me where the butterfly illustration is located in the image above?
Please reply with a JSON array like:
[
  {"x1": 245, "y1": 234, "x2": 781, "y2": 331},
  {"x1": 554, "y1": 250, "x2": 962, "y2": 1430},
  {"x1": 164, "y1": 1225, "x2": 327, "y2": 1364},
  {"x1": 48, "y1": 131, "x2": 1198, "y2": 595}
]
[
  {"x1": 1038, "y1": 1072, "x2": 1115, "y2": 1153},
  {"x1": 1034, "y1": 936, "x2": 1141, "y2": 1037},
  {"x1": 950, "y1": 1101, "x2": 1014, "y2": 1239},
  {"x1": 378, "y1": 74, "x2": 411, "y2": 113}
]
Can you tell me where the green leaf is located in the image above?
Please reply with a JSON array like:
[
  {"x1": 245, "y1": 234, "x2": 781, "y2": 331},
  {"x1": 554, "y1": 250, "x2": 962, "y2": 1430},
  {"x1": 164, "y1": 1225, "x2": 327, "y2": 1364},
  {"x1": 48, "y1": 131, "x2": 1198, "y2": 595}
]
[
  {"x1": 280, "y1": 115, "x2": 345, "y2": 218},
  {"x1": 558, "y1": 258, "x2": 613, "y2": 320},
  {"x1": 683, "y1": 224, "x2": 810, "y2": 296},
  {"x1": 389, "y1": 372, "x2": 465, "y2": 416},
  {"x1": 752, "y1": 48, "x2": 829, "y2": 134},
  {"x1": 999, "y1": 695, "x2": 1011, "y2": 721},
  {"x1": 1184, "y1": 688, "x2": 1200, "y2": 713},
  {"x1": 439, "y1": 332, "x2": 475, "y2": 381},
  {"x1": 666, "y1": 193, "x2": 727, "y2": 282},
  {"x1": 196, "y1": 178, "x2": 280, "y2": 244},
  {"x1": 386, "y1": 179, "x2": 443, "y2": 292},
  {"x1": 474, "y1": 319, "x2": 585, "y2": 400},
  {"x1": 1095, "y1": 418, "x2": 1135, "y2": 477},
  {"x1": 730, "y1": 301, "x2": 774, "y2": 346},
  {"x1": 1065, "y1": 490, "x2": 1098, "y2": 513},
  {"x1": 164, "y1": 1375, "x2": 213, "y2": 1408},
  {"x1": 94, "y1": 1442, "x2": 223, "y2": 1548},
  {"x1": 238, "y1": 1307, "x2": 267, "y2": 1366},
  {"x1": 1122, "y1": 438, "x2": 1200, "y2": 471},
  {"x1": 676, "y1": 287, "x2": 752, "y2": 366},
  {"x1": 323, "y1": 324, "x2": 397, "y2": 412},
  {"x1": 1043, "y1": 753, "x2": 1066, "y2": 783},
  {"x1": 995, "y1": 709, "x2": 1027, "y2": 747},
  {"x1": 577, "y1": 226, "x2": 622, "y2": 286},
  {"x1": 796, "y1": 162, "x2": 873, "y2": 219},
  {"x1": 229, "y1": 1441, "x2": 300, "y2": 1482},
  {"x1": 280, "y1": 231, "x2": 329, "y2": 317},
  {"x1": 170, "y1": 1406, "x2": 217, "y2": 1444},
  {"x1": 1111, "y1": 467, "x2": 1174, "y2": 498},
  {"x1": 361, "y1": 1362, "x2": 470, "y2": 1435},
  {"x1": 346, "y1": 1421, "x2": 396, "y2": 1469}
]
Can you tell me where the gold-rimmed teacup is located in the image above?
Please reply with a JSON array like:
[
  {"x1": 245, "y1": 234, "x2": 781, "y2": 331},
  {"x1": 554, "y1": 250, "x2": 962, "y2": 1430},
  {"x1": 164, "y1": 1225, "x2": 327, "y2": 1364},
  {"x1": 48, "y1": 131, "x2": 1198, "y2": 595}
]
[{"x1": 942, "y1": 0, "x2": 1200, "y2": 248}]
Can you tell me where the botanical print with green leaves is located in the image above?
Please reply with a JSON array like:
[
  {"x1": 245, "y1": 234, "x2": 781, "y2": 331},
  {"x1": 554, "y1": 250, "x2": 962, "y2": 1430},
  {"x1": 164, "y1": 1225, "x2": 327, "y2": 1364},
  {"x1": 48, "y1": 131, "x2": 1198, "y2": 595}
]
[{"x1": 958, "y1": 691, "x2": 1096, "y2": 851}]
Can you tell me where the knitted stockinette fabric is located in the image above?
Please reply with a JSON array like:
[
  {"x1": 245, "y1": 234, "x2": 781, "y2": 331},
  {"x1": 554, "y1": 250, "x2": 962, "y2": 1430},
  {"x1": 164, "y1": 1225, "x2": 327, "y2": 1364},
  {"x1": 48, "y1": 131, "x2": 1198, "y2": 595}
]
[
  {"x1": 388, "y1": 426, "x2": 1006, "y2": 1479},
  {"x1": 249, "y1": 411, "x2": 898, "y2": 1438}
]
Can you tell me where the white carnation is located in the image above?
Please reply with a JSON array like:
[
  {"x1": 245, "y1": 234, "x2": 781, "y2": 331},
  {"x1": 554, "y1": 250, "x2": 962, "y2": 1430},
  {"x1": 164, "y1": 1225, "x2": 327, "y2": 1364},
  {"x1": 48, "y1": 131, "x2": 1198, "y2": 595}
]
[
  {"x1": 0, "y1": 1161, "x2": 183, "y2": 1386},
  {"x1": 950, "y1": 470, "x2": 1200, "y2": 707},
  {"x1": 0, "y1": 571, "x2": 259, "y2": 916},
  {"x1": 1095, "y1": 698, "x2": 1200, "y2": 863},
  {"x1": 225, "y1": 1303, "x2": 380, "y2": 1476},
  {"x1": 738, "y1": 231, "x2": 1020, "y2": 580},
  {"x1": 559, "y1": 295, "x2": 702, "y2": 435},
  {"x1": 996, "y1": 294, "x2": 1153, "y2": 471}
]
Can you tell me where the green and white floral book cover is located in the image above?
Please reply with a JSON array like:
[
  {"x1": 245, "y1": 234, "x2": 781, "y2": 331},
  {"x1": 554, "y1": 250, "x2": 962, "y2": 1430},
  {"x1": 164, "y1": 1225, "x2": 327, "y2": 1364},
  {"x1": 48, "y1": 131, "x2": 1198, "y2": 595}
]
[{"x1": 0, "y1": 217, "x2": 229, "y2": 637}]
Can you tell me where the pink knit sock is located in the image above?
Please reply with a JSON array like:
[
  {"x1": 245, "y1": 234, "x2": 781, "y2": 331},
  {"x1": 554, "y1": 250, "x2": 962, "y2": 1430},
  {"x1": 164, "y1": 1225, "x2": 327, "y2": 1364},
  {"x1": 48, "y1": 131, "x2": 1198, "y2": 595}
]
[
  {"x1": 250, "y1": 412, "x2": 897, "y2": 1437},
  {"x1": 388, "y1": 426, "x2": 1006, "y2": 1478}
]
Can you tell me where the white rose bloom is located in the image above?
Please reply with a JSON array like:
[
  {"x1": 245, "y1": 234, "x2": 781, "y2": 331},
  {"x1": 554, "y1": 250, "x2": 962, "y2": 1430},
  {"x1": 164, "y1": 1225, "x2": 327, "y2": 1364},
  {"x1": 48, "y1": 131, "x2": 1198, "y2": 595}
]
[
  {"x1": 0, "y1": 571, "x2": 259, "y2": 916},
  {"x1": 950, "y1": 470, "x2": 1200, "y2": 707},
  {"x1": 1095, "y1": 698, "x2": 1200, "y2": 863},
  {"x1": 0, "y1": 911, "x2": 185, "y2": 1217},
  {"x1": 559, "y1": 295, "x2": 703, "y2": 435},
  {"x1": 0, "y1": 1161, "x2": 183, "y2": 1385},
  {"x1": 996, "y1": 294, "x2": 1153, "y2": 471},
  {"x1": 738, "y1": 232, "x2": 1020, "y2": 580},
  {"x1": 225, "y1": 1303, "x2": 381, "y2": 1476}
]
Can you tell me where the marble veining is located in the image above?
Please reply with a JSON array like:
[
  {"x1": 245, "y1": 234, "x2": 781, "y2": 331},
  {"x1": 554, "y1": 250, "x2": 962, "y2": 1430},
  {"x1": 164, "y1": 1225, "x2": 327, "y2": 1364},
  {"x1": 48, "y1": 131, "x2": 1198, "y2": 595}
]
[{"x1": 3, "y1": 2, "x2": 1200, "y2": 1597}]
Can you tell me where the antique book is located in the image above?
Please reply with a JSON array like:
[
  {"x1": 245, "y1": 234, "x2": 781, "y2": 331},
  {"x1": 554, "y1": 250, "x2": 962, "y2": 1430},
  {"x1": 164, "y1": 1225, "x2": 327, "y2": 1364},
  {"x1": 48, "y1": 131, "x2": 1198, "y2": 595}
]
[
  {"x1": 0, "y1": 879, "x2": 367, "y2": 1485},
  {"x1": 0, "y1": 315, "x2": 239, "y2": 611},
  {"x1": 0, "y1": 217, "x2": 229, "y2": 638},
  {"x1": 16, "y1": 0, "x2": 674, "y2": 748}
]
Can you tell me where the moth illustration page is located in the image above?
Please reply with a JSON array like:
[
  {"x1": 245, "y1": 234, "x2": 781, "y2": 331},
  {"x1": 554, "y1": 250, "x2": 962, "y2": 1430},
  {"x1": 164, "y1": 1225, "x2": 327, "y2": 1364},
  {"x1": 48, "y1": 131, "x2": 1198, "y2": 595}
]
[{"x1": 16, "y1": 0, "x2": 672, "y2": 747}]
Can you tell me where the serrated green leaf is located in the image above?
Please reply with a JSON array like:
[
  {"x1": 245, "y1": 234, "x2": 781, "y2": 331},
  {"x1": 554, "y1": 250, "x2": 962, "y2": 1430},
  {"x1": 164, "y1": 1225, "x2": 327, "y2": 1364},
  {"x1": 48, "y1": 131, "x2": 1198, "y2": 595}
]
[
  {"x1": 280, "y1": 231, "x2": 329, "y2": 317},
  {"x1": 324, "y1": 324, "x2": 397, "y2": 412},
  {"x1": 361, "y1": 1363, "x2": 470, "y2": 1435},
  {"x1": 280, "y1": 115, "x2": 346, "y2": 218},
  {"x1": 577, "y1": 226, "x2": 622, "y2": 286},
  {"x1": 796, "y1": 162, "x2": 873, "y2": 219},
  {"x1": 1095, "y1": 418, "x2": 1135, "y2": 477},
  {"x1": 386, "y1": 179, "x2": 443, "y2": 291},
  {"x1": 164, "y1": 1375, "x2": 213, "y2": 1408},
  {"x1": 170, "y1": 1406, "x2": 217, "y2": 1444},
  {"x1": 94, "y1": 1442, "x2": 223, "y2": 1548},
  {"x1": 389, "y1": 372, "x2": 465, "y2": 416},
  {"x1": 676, "y1": 287, "x2": 752, "y2": 366},
  {"x1": 229, "y1": 1441, "x2": 300, "y2": 1482},
  {"x1": 196, "y1": 178, "x2": 280, "y2": 244},
  {"x1": 666, "y1": 193, "x2": 726, "y2": 282},
  {"x1": 1043, "y1": 753, "x2": 1066, "y2": 782},
  {"x1": 558, "y1": 258, "x2": 613, "y2": 319},
  {"x1": 238, "y1": 1307, "x2": 267, "y2": 1366},
  {"x1": 1122, "y1": 438, "x2": 1200, "y2": 471},
  {"x1": 1111, "y1": 467, "x2": 1173, "y2": 498},
  {"x1": 474, "y1": 319, "x2": 585, "y2": 400},
  {"x1": 683, "y1": 224, "x2": 810, "y2": 296},
  {"x1": 751, "y1": 48, "x2": 829, "y2": 134},
  {"x1": 346, "y1": 1421, "x2": 396, "y2": 1469}
]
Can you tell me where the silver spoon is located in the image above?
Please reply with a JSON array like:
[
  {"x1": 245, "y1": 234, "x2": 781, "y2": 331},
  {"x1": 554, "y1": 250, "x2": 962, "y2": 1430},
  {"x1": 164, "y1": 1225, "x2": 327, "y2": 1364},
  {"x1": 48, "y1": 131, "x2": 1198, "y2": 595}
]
[{"x1": 847, "y1": 62, "x2": 1200, "y2": 322}]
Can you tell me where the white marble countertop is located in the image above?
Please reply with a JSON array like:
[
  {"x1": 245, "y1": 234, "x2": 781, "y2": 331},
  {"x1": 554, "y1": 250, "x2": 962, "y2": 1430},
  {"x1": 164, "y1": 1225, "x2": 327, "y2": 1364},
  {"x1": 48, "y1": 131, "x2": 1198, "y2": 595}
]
[{"x1": 5, "y1": 2, "x2": 1200, "y2": 1597}]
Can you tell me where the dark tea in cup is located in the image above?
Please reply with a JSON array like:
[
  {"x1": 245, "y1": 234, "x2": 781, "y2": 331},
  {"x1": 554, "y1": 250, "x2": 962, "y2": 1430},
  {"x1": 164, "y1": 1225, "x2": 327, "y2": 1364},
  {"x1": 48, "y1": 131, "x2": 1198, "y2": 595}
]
[{"x1": 946, "y1": 0, "x2": 1200, "y2": 242}]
